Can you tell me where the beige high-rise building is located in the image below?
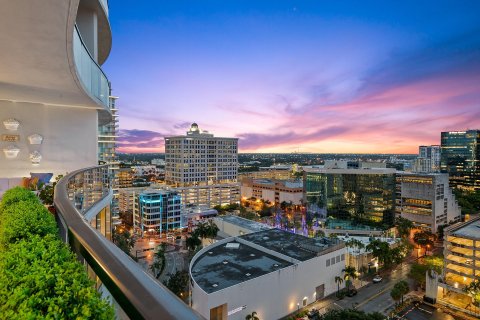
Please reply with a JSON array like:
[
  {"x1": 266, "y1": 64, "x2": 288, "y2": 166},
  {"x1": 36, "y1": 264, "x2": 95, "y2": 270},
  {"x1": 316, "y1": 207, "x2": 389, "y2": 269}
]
[
  {"x1": 165, "y1": 123, "x2": 238, "y2": 187},
  {"x1": 164, "y1": 123, "x2": 240, "y2": 207}
]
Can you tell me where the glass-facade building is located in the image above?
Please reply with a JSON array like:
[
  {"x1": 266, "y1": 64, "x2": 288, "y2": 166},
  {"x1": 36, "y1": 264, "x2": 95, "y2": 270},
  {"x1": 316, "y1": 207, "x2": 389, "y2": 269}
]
[
  {"x1": 137, "y1": 190, "x2": 182, "y2": 234},
  {"x1": 440, "y1": 130, "x2": 480, "y2": 191},
  {"x1": 304, "y1": 168, "x2": 396, "y2": 226}
]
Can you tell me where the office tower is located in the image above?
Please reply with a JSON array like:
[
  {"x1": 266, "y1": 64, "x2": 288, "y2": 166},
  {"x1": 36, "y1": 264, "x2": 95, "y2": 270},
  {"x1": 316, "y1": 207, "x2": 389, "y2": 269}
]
[
  {"x1": 304, "y1": 168, "x2": 396, "y2": 226},
  {"x1": 137, "y1": 190, "x2": 182, "y2": 234},
  {"x1": 396, "y1": 172, "x2": 461, "y2": 233},
  {"x1": 164, "y1": 123, "x2": 240, "y2": 207},
  {"x1": 440, "y1": 130, "x2": 480, "y2": 191},
  {"x1": 414, "y1": 145, "x2": 440, "y2": 173}
]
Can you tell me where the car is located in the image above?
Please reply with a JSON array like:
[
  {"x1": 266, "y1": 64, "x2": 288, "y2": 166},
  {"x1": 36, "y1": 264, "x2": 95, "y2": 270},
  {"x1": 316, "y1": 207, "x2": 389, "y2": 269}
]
[
  {"x1": 465, "y1": 259, "x2": 473, "y2": 265},
  {"x1": 373, "y1": 275, "x2": 383, "y2": 283},
  {"x1": 307, "y1": 308, "x2": 320, "y2": 320},
  {"x1": 346, "y1": 289, "x2": 358, "y2": 297}
]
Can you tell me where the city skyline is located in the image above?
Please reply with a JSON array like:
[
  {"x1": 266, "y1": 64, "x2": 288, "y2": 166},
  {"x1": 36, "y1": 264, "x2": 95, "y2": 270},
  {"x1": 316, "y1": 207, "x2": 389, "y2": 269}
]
[{"x1": 104, "y1": 1, "x2": 480, "y2": 154}]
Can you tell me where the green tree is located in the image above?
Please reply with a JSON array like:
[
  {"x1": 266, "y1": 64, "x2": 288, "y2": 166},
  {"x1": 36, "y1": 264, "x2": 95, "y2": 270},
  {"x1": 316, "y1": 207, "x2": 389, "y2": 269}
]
[
  {"x1": 335, "y1": 276, "x2": 344, "y2": 296},
  {"x1": 186, "y1": 234, "x2": 201, "y2": 251},
  {"x1": 366, "y1": 239, "x2": 392, "y2": 268},
  {"x1": 396, "y1": 217, "x2": 414, "y2": 239},
  {"x1": 163, "y1": 270, "x2": 189, "y2": 298},
  {"x1": 408, "y1": 255, "x2": 443, "y2": 288},
  {"x1": 319, "y1": 309, "x2": 384, "y2": 320},
  {"x1": 413, "y1": 231, "x2": 435, "y2": 255},
  {"x1": 150, "y1": 243, "x2": 166, "y2": 278},
  {"x1": 390, "y1": 286, "x2": 402, "y2": 306},
  {"x1": 246, "y1": 311, "x2": 260, "y2": 320},
  {"x1": 113, "y1": 229, "x2": 136, "y2": 256},
  {"x1": 342, "y1": 266, "x2": 357, "y2": 292},
  {"x1": 392, "y1": 280, "x2": 409, "y2": 304},
  {"x1": 464, "y1": 277, "x2": 480, "y2": 307},
  {"x1": 37, "y1": 174, "x2": 63, "y2": 206}
]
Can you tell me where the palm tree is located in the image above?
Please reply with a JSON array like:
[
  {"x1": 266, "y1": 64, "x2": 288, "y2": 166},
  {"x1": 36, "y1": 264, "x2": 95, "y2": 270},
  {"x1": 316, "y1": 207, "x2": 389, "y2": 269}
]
[
  {"x1": 245, "y1": 311, "x2": 259, "y2": 320},
  {"x1": 464, "y1": 276, "x2": 480, "y2": 307},
  {"x1": 186, "y1": 234, "x2": 201, "y2": 251},
  {"x1": 342, "y1": 266, "x2": 357, "y2": 292},
  {"x1": 335, "y1": 276, "x2": 344, "y2": 296}
]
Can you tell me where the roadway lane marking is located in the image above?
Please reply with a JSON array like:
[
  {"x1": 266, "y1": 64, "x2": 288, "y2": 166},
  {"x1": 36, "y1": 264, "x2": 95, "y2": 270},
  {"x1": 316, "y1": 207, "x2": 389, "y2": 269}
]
[{"x1": 355, "y1": 284, "x2": 393, "y2": 308}]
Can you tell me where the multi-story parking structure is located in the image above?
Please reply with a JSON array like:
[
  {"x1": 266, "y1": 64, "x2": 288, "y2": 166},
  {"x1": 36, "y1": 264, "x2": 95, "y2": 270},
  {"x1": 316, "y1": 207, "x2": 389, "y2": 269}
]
[{"x1": 396, "y1": 172, "x2": 461, "y2": 233}]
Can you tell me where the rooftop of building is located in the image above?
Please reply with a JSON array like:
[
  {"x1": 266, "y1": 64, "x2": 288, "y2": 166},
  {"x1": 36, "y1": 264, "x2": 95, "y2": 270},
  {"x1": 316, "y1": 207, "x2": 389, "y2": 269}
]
[
  {"x1": 337, "y1": 235, "x2": 400, "y2": 255},
  {"x1": 191, "y1": 240, "x2": 293, "y2": 294},
  {"x1": 215, "y1": 215, "x2": 272, "y2": 233},
  {"x1": 448, "y1": 218, "x2": 480, "y2": 240},
  {"x1": 240, "y1": 228, "x2": 341, "y2": 261},
  {"x1": 304, "y1": 167, "x2": 395, "y2": 174},
  {"x1": 191, "y1": 228, "x2": 344, "y2": 294}
]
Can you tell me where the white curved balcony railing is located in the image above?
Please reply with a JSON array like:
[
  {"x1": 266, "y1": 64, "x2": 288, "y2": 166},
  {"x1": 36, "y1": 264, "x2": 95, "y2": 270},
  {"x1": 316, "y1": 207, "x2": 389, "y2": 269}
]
[
  {"x1": 73, "y1": 25, "x2": 110, "y2": 108},
  {"x1": 54, "y1": 165, "x2": 204, "y2": 320},
  {"x1": 99, "y1": 0, "x2": 109, "y2": 17}
]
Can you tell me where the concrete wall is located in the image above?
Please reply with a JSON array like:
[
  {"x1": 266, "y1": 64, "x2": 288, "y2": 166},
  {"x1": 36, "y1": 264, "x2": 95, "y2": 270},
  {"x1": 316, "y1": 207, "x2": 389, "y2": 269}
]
[
  {"x1": 279, "y1": 191, "x2": 303, "y2": 205},
  {"x1": 0, "y1": 102, "x2": 98, "y2": 179},
  {"x1": 192, "y1": 246, "x2": 346, "y2": 320}
]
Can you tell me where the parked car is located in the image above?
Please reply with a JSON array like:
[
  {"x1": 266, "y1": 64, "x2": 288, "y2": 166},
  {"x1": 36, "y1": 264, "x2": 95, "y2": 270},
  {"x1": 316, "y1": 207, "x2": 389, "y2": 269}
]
[
  {"x1": 346, "y1": 289, "x2": 358, "y2": 297},
  {"x1": 307, "y1": 308, "x2": 320, "y2": 320},
  {"x1": 466, "y1": 259, "x2": 473, "y2": 265},
  {"x1": 373, "y1": 275, "x2": 383, "y2": 283}
]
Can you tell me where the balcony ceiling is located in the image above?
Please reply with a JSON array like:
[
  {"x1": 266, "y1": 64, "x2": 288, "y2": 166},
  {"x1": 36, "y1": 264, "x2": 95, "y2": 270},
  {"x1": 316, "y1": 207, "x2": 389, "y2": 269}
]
[{"x1": 0, "y1": 0, "x2": 110, "y2": 111}]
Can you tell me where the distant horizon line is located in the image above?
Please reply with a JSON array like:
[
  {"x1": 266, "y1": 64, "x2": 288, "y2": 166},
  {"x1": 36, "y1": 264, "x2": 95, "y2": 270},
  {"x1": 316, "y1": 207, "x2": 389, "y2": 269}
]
[{"x1": 117, "y1": 152, "x2": 418, "y2": 155}]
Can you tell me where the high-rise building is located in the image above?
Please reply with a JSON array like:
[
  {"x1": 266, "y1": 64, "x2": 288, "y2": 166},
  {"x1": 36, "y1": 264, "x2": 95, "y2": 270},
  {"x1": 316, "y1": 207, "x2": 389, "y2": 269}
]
[
  {"x1": 396, "y1": 172, "x2": 461, "y2": 233},
  {"x1": 440, "y1": 130, "x2": 480, "y2": 191},
  {"x1": 414, "y1": 145, "x2": 440, "y2": 173},
  {"x1": 304, "y1": 168, "x2": 396, "y2": 226},
  {"x1": 118, "y1": 168, "x2": 134, "y2": 188},
  {"x1": 137, "y1": 190, "x2": 182, "y2": 234},
  {"x1": 165, "y1": 123, "x2": 238, "y2": 187},
  {"x1": 0, "y1": 0, "x2": 113, "y2": 180},
  {"x1": 98, "y1": 96, "x2": 120, "y2": 220},
  {"x1": 164, "y1": 123, "x2": 240, "y2": 207},
  {"x1": 436, "y1": 218, "x2": 480, "y2": 317}
]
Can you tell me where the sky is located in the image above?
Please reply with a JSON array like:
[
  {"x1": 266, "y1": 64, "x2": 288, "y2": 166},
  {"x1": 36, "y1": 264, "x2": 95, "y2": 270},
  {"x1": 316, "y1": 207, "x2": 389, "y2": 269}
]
[{"x1": 103, "y1": 1, "x2": 480, "y2": 154}]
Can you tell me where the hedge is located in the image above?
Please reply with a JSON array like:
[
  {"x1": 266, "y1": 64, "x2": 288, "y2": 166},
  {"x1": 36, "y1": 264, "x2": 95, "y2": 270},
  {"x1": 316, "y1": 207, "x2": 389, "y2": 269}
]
[
  {"x1": 0, "y1": 200, "x2": 58, "y2": 247},
  {"x1": 0, "y1": 187, "x2": 39, "y2": 211},
  {"x1": 0, "y1": 188, "x2": 114, "y2": 319}
]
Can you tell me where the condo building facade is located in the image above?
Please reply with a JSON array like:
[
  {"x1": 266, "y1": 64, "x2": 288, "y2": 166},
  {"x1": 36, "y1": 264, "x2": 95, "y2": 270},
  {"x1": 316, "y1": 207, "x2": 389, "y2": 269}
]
[
  {"x1": 241, "y1": 177, "x2": 304, "y2": 205},
  {"x1": 137, "y1": 190, "x2": 182, "y2": 234},
  {"x1": 414, "y1": 145, "x2": 441, "y2": 173},
  {"x1": 164, "y1": 123, "x2": 240, "y2": 207},
  {"x1": 304, "y1": 168, "x2": 396, "y2": 226},
  {"x1": 441, "y1": 130, "x2": 480, "y2": 191},
  {"x1": 0, "y1": 0, "x2": 112, "y2": 180},
  {"x1": 396, "y1": 172, "x2": 461, "y2": 233}
]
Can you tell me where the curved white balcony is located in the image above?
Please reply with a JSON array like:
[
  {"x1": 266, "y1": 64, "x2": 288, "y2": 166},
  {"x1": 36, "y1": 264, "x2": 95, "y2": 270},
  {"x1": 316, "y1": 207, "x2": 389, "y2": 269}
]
[
  {"x1": 54, "y1": 165, "x2": 205, "y2": 319},
  {"x1": 73, "y1": 25, "x2": 110, "y2": 111}
]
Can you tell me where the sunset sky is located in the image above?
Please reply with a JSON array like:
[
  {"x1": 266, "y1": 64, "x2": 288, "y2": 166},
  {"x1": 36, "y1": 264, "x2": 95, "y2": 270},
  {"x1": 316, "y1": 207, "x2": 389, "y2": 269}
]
[{"x1": 104, "y1": 1, "x2": 480, "y2": 154}]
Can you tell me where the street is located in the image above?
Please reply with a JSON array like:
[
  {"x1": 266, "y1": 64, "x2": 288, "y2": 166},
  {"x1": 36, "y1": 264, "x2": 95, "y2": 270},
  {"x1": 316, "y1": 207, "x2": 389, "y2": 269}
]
[{"x1": 296, "y1": 260, "x2": 415, "y2": 317}]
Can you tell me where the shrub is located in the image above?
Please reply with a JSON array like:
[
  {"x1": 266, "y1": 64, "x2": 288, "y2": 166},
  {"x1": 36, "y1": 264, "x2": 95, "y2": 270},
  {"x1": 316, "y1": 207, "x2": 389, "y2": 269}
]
[
  {"x1": 0, "y1": 189, "x2": 114, "y2": 319},
  {"x1": 0, "y1": 200, "x2": 57, "y2": 247},
  {"x1": 0, "y1": 234, "x2": 114, "y2": 319},
  {"x1": 0, "y1": 187, "x2": 39, "y2": 212}
]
